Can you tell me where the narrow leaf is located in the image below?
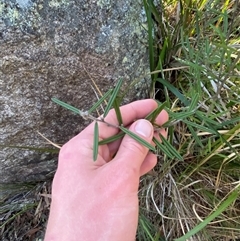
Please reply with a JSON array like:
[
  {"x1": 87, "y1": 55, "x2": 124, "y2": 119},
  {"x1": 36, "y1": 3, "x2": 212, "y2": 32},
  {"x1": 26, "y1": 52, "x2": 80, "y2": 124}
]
[
  {"x1": 175, "y1": 186, "x2": 240, "y2": 241},
  {"x1": 183, "y1": 119, "x2": 217, "y2": 134},
  {"x1": 0, "y1": 144, "x2": 59, "y2": 153},
  {"x1": 170, "y1": 109, "x2": 196, "y2": 120},
  {"x1": 103, "y1": 79, "x2": 123, "y2": 118},
  {"x1": 153, "y1": 137, "x2": 174, "y2": 159},
  {"x1": 161, "y1": 109, "x2": 196, "y2": 128},
  {"x1": 99, "y1": 132, "x2": 125, "y2": 145},
  {"x1": 156, "y1": 78, "x2": 190, "y2": 106},
  {"x1": 119, "y1": 126, "x2": 155, "y2": 152},
  {"x1": 159, "y1": 135, "x2": 183, "y2": 160},
  {"x1": 145, "y1": 109, "x2": 158, "y2": 121},
  {"x1": 145, "y1": 102, "x2": 167, "y2": 123},
  {"x1": 52, "y1": 98, "x2": 80, "y2": 114},
  {"x1": 188, "y1": 93, "x2": 199, "y2": 112},
  {"x1": 88, "y1": 89, "x2": 112, "y2": 114},
  {"x1": 183, "y1": 123, "x2": 240, "y2": 182},
  {"x1": 188, "y1": 125, "x2": 204, "y2": 148},
  {"x1": 93, "y1": 122, "x2": 99, "y2": 161},
  {"x1": 196, "y1": 110, "x2": 223, "y2": 127},
  {"x1": 161, "y1": 119, "x2": 181, "y2": 128},
  {"x1": 139, "y1": 218, "x2": 155, "y2": 241},
  {"x1": 143, "y1": 0, "x2": 155, "y2": 77},
  {"x1": 220, "y1": 116, "x2": 240, "y2": 126},
  {"x1": 113, "y1": 97, "x2": 123, "y2": 125}
]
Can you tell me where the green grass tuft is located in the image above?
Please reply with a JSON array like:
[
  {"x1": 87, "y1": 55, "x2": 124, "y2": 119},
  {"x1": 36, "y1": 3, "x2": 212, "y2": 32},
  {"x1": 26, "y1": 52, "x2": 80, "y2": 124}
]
[{"x1": 138, "y1": 0, "x2": 240, "y2": 240}]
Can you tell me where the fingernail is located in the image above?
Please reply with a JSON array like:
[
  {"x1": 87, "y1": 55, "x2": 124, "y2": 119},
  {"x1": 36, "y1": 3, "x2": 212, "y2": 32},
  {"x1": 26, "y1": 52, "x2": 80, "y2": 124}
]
[{"x1": 134, "y1": 120, "x2": 152, "y2": 138}]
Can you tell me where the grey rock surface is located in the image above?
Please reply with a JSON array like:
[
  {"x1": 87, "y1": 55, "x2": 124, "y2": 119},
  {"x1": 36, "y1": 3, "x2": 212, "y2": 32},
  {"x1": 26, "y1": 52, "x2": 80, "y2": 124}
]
[{"x1": 0, "y1": 0, "x2": 150, "y2": 183}]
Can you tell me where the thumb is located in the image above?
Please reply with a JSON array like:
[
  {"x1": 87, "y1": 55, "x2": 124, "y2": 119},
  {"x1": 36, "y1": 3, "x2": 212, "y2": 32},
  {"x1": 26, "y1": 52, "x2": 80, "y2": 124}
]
[{"x1": 113, "y1": 119, "x2": 154, "y2": 171}]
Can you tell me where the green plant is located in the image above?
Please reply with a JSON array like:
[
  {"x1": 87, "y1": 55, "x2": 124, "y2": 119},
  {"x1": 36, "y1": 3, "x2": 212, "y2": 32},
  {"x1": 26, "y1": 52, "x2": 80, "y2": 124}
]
[
  {"x1": 51, "y1": 78, "x2": 183, "y2": 162},
  {"x1": 2, "y1": 1, "x2": 239, "y2": 240},
  {"x1": 139, "y1": 0, "x2": 240, "y2": 240}
]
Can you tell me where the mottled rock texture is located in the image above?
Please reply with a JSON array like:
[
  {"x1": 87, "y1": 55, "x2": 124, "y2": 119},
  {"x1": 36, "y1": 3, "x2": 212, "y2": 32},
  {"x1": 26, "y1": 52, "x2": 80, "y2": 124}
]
[{"x1": 0, "y1": 0, "x2": 150, "y2": 183}]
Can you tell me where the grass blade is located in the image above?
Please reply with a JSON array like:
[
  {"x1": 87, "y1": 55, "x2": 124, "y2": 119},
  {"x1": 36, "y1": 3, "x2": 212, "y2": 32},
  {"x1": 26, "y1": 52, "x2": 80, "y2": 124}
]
[
  {"x1": 183, "y1": 119, "x2": 218, "y2": 134},
  {"x1": 139, "y1": 218, "x2": 155, "y2": 241},
  {"x1": 88, "y1": 89, "x2": 112, "y2": 114},
  {"x1": 170, "y1": 109, "x2": 196, "y2": 120},
  {"x1": 119, "y1": 126, "x2": 155, "y2": 151},
  {"x1": 183, "y1": 123, "x2": 240, "y2": 182},
  {"x1": 0, "y1": 144, "x2": 59, "y2": 153},
  {"x1": 93, "y1": 122, "x2": 99, "y2": 161},
  {"x1": 143, "y1": 0, "x2": 155, "y2": 77},
  {"x1": 220, "y1": 116, "x2": 240, "y2": 126},
  {"x1": 159, "y1": 135, "x2": 183, "y2": 160},
  {"x1": 103, "y1": 79, "x2": 123, "y2": 118},
  {"x1": 153, "y1": 137, "x2": 174, "y2": 159},
  {"x1": 175, "y1": 186, "x2": 240, "y2": 241},
  {"x1": 196, "y1": 110, "x2": 224, "y2": 128},
  {"x1": 52, "y1": 97, "x2": 80, "y2": 114},
  {"x1": 156, "y1": 78, "x2": 190, "y2": 106},
  {"x1": 188, "y1": 125, "x2": 204, "y2": 148},
  {"x1": 188, "y1": 93, "x2": 199, "y2": 112}
]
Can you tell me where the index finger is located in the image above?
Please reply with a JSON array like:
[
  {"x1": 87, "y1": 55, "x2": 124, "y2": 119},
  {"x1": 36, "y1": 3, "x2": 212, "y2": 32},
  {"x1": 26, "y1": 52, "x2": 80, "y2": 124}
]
[{"x1": 81, "y1": 99, "x2": 158, "y2": 140}]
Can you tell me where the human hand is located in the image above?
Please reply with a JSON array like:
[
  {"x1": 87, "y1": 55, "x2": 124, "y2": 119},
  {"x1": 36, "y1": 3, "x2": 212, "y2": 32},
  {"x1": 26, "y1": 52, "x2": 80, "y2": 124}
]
[{"x1": 44, "y1": 99, "x2": 168, "y2": 241}]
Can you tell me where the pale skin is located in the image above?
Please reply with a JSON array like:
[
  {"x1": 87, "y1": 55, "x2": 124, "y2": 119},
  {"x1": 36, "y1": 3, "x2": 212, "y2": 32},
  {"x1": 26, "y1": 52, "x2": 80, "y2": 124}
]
[{"x1": 44, "y1": 99, "x2": 168, "y2": 241}]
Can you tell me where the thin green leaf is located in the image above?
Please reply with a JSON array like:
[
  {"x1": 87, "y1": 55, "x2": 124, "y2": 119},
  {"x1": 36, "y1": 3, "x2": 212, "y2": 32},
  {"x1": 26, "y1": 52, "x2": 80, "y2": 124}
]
[
  {"x1": 153, "y1": 137, "x2": 174, "y2": 159},
  {"x1": 93, "y1": 122, "x2": 99, "y2": 161},
  {"x1": 0, "y1": 204, "x2": 36, "y2": 229},
  {"x1": 156, "y1": 78, "x2": 190, "y2": 106},
  {"x1": 220, "y1": 116, "x2": 240, "y2": 126},
  {"x1": 143, "y1": 0, "x2": 155, "y2": 78},
  {"x1": 159, "y1": 38, "x2": 168, "y2": 65},
  {"x1": 161, "y1": 119, "x2": 180, "y2": 128},
  {"x1": 52, "y1": 98, "x2": 80, "y2": 114},
  {"x1": 188, "y1": 93, "x2": 199, "y2": 112},
  {"x1": 113, "y1": 97, "x2": 123, "y2": 125},
  {"x1": 103, "y1": 79, "x2": 123, "y2": 118},
  {"x1": 119, "y1": 126, "x2": 155, "y2": 152},
  {"x1": 183, "y1": 119, "x2": 218, "y2": 134},
  {"x1": 88, "y1": 89, "x2": 112, "y2": 114},
  {"x1": 182, "y1": 123, "x2": 240, "y2": 183},
  {"x1": 99, "y1": 132, "x2": 125, "y2": 145},
  {"x1": 188, "y1": 125, "x2": 204, "y2": 148},
  {"x1": 145, "y1": 107, "x2": 159, "y2": 121},
  {"x1": 148, "y1": 0, "x2": 161, "y2": 24},
  {"x1": 175, "y1": 57, "x2": 205, "y2": 72},
  {"x1": 145, "y1": 102, "x2": 167, "y2": 123},
  {"x1": 196, "y1": 110, "x2": 224, "y2": 128},
  {"x1": 161, "y1": 109, "x2": 197, "y2": 128},
  {"x1": 170, "y1": 109, "x2": 196, "y2": 120},
  {"x1": 175, "y1": 186, "x2": 240, "y2": 241},
  {"x1": 0, "y1": 144, "x2": 59, "y2": 153},
  {"x1": 159, "y1": 135, "x2": 183, "y2": 160},
  {"x1": 139, "y1": 219, "x2": 155, "y2": 241}
]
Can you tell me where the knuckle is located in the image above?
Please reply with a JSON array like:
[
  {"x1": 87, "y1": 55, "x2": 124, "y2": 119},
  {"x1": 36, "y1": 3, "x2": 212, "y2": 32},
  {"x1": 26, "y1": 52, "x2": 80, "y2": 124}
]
[{"x1": 123, "y1": 138, "x2": 147, "y2": 156}]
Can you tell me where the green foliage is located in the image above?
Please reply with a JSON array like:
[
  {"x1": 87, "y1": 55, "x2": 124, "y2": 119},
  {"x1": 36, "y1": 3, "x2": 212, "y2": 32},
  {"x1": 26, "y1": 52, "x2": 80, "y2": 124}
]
[
  {"x1": 51, "y1": 79, "x2": 175, "y2": 158},
  {"x1": 175, "y1": 185, "x2": 240, "y2": 241},
  {"x1": 103, "y1": 78, "x2": 123, "y2": 118},
  {"x1": 88, "y1": 89, "x2": 112, "y2": 114},
  {"x1": 3, "y1": 1, "x2": 239, "y2": 239},
  {"x1": 52, "y1": 97, "x2": 80, "y2": 115},
  {"x1": 119, "y1": 126, "x2": 156, "y2": 152},
  {"x1": 140, "y1": 0, "x2": 240, "y2": 240}
]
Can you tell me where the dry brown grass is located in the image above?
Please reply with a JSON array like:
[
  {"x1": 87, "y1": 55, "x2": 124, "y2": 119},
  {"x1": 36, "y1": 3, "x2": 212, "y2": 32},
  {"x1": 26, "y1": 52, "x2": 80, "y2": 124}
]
[{"x1": 1, "y1": 182, "x2": 51, "y2": 241}]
